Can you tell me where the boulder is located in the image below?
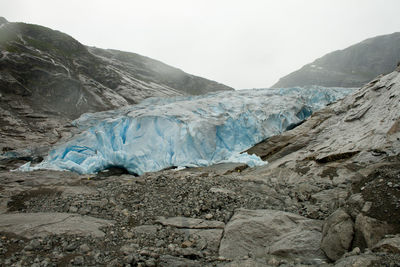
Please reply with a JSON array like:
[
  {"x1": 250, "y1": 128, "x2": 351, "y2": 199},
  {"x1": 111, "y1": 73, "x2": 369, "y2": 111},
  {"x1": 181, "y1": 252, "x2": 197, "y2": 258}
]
[
  {"x1": 219, "y1": 209, "x2": 325, "y2": 260},
  {"x1": 354, "y1": 213, "x2": 397, "y2": 249},
  {"x1": 0, "y1": 212, "x2": 114, "y2": 238},
  {"x1": 321, "y1": 209, "x2": 354, "y2": 261}
]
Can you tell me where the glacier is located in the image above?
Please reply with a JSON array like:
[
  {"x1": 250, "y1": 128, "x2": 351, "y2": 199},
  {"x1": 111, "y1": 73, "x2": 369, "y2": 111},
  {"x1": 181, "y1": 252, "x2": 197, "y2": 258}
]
[{"x1": 21, "y1": 86, "x2": 354, "y2": 175}]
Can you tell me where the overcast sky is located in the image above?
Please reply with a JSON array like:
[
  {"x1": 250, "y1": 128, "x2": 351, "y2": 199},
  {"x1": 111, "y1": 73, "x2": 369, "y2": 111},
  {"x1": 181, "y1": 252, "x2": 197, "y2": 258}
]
[{"x1": 3, "y1": 0, "x2": 400, "y2": 89}]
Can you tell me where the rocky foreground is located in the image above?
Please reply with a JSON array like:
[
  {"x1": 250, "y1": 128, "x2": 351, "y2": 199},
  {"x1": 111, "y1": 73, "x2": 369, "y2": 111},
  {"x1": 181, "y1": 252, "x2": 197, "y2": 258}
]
[{"x1": 0, "y1": 68, "x2": 400, "y2": 266}]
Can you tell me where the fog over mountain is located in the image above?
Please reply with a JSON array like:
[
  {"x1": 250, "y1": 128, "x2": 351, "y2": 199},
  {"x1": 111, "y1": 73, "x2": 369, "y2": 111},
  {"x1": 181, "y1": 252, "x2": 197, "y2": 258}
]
[
  {"x1": 3, "y1": 0, "x2": 400, "y2": 88},
  {"x1": 273, "y1": 32, "x2": 400, "y2": 88}
]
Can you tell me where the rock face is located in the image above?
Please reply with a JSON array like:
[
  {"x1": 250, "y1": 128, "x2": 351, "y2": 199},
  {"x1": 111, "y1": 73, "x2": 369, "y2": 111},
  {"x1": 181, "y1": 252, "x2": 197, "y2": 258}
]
[
  {"x1": 244, "y1": 67, "x2": 400, "y2": 265},
  {"x1": 219, "y1": 209, "x2": 325, "y2": 260},
  {"x1": 321, "y1": 209, "x2": 354, "y2": 261},
  {"x1": 253, "y1": 68, "x2": 400, "y2": 176},
  {"x1": 273, "y1": 32, "x2": 400, "y2": 88}
]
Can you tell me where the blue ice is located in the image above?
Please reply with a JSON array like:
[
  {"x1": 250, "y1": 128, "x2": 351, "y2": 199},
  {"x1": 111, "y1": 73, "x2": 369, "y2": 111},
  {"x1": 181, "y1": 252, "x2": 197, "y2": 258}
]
[{"x1": 22, "y1": 86, "x2": 354, "y2": 175}]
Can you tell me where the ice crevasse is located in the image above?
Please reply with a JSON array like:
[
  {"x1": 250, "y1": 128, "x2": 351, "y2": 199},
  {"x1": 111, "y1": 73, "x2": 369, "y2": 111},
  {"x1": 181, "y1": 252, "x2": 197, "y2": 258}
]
[{"x1": 22, "y1": 86, "x2": 354, "y2": 175}]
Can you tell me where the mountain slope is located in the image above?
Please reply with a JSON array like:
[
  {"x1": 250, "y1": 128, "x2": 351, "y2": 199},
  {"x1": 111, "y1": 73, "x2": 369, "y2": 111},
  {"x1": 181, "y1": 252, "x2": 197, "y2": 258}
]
[
  {"x1": 0, "y1": 17, "x2": 232, "y2": 154},
  {"x1": 0, "y1": 17, "x2": 232, "y2": 119},
  {"x1": 272, "y1": 32, "x2": 400, "y2": 88},
  {"x1": 88, "y1": 47, "x2": 231, "y2": 96}
]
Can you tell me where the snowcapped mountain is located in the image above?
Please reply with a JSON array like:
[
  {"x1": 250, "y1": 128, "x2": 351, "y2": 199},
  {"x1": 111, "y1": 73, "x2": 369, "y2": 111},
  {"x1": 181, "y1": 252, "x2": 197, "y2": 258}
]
[{"x1": 22, "y1": 86, "x2": 353, "y2": 175}]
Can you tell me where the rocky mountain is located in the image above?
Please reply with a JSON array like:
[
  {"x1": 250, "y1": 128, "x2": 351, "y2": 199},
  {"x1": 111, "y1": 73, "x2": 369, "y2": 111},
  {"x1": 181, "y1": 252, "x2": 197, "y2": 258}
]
[
  {"x1": 0, "y1": 17, "x2": 232, "y2": 154},
  {"x1": 0, "y1": 66, "x2": 399, "y2": 266},
  {"x1": 1, "y1": 16, "x2": 400, "y2": 266},
  {"x1": 245, "y1": 65, "x2": 400, "y2": 264},
  {"x1": 272, "y1": 32, "x2": 400, "y2": 88},
  {"x1": 0, "y1": 17, "x2": 232, "y2": 118}
]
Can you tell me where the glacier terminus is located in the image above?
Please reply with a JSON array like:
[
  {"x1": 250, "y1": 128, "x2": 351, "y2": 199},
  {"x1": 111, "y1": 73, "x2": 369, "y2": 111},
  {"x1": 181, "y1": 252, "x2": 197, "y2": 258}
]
[{"x1": 20, "y1": 87, "x2": 354, "y2": 175}]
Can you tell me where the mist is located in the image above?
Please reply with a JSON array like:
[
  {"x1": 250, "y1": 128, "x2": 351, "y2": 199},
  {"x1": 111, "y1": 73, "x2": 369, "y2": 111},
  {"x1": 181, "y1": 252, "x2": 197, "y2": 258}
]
[{"x1": 2, "y1": 0, "x2": 400, "y2": 89}]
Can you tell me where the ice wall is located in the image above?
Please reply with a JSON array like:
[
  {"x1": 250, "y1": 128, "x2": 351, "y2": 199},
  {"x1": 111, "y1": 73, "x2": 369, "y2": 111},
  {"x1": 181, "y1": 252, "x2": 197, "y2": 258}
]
[{"x1": 22, "y1": 86, "x2": 354, "y2": 175}]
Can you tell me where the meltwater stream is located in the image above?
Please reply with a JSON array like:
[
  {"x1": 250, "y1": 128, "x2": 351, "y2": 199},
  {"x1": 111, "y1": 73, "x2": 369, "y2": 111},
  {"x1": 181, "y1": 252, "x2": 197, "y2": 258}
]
[{"x1": 21, "y1": 87, "x2": 353, "y2": 175}]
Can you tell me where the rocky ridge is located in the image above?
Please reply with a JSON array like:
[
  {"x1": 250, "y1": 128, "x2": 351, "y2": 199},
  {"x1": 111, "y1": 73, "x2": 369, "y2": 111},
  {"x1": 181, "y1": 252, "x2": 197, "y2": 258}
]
[
  {"x1": 272, "y1": 32, "x2": 400, "y2": 88},
  {"x1": 0, "y1": 68, "x2": 399, "y2": 266}
]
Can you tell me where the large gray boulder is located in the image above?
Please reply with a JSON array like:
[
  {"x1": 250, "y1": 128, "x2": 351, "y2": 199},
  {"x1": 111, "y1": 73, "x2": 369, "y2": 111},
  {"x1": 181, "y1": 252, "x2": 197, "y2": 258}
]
[
  {"x1": 321, "y1": 209, "x2": 354, "y2": 261},
  {"x1": 354, "y1": 213, "x2": 397, "y2": 249},
  {"x1": 0, "y1": 212, "x2": 114, "y2": 238},
  {"x1": 219, "y1": 209, "x2": 325, "y2": 260}
]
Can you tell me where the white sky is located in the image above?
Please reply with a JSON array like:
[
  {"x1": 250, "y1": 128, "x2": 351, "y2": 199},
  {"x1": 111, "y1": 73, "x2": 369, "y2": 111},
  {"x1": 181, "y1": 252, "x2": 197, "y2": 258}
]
[{"x1": 2, "y1": 0, "x2": 400, "y2": 89}]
